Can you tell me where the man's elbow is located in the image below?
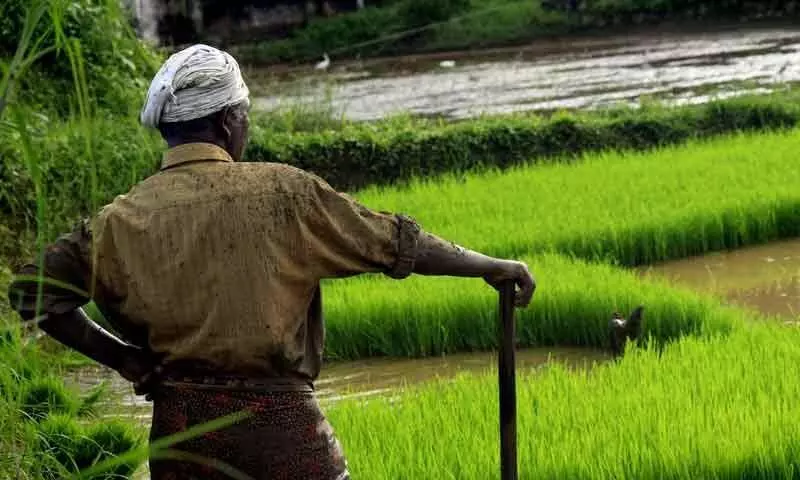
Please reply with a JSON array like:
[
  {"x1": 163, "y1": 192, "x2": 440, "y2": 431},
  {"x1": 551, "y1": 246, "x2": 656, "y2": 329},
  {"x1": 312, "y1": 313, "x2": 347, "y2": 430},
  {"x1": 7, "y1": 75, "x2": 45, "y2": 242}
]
[
  {"x1": 6, "y1": 264, "x2": 88, "y2": 323},
  {"x1": 7, "y1": 264, "x2": 43, "y2": 321},
  {"x1": 385, "y1": 214, "x2": 422, "y2": 280}
]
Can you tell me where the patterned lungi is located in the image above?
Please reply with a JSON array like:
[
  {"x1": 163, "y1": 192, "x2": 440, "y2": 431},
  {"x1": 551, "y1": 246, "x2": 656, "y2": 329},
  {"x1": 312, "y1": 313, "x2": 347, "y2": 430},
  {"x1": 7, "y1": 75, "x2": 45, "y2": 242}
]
[{"x1": 147, "y1": 377, "x2": 350, "y2": 480}]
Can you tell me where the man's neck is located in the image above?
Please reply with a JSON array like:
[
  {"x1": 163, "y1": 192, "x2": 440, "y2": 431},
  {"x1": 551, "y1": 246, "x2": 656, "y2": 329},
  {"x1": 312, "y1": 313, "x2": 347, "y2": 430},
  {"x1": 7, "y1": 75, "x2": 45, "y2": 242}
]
[{"x1": 165, "y1": 134, "x2": 227, "y2": 151}]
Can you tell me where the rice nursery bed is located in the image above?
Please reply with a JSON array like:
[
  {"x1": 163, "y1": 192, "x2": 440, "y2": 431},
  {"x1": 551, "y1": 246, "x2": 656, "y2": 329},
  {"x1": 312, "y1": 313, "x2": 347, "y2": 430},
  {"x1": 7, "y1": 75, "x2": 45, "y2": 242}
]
[
  {"x1": 320, "y1": 252, "x2": 744, "y2": 360},
  {"x1": 351, "y1": 128, "x2": 800, "y2": 266},
  {"x1": 325, "y1": 321, "x2": 800, "y2": 480}
]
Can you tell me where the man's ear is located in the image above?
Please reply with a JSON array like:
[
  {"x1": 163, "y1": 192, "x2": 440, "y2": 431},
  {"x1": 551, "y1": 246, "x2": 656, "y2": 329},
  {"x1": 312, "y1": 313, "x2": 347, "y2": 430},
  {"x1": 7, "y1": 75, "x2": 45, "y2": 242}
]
[{"x1": 214, "y1": 107, "x2": 232, "y2": 142}]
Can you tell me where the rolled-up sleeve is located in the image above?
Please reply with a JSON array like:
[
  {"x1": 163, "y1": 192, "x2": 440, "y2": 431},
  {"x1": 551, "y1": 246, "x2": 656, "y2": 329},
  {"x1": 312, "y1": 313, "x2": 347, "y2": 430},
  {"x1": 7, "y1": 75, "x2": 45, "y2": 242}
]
[
  {"x1": 7, "y1": 219, "x2": 93, "y2": 321},
  {"x1": 297, "y1": 174, "x2": 421, "y2": 280}
]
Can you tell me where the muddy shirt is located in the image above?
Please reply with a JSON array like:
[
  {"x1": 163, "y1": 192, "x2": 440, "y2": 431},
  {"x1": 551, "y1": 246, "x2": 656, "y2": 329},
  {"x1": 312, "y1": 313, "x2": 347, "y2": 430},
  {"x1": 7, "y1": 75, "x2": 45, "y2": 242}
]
[{"x1": 8, "y1": 142, "x2": 421, "y2": 382}]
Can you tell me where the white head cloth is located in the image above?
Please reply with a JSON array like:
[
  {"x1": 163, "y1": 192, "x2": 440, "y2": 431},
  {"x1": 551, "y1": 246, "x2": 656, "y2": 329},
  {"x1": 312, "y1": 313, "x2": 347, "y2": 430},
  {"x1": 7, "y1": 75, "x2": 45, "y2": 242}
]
[{"x1": 140, "y1": 44, "x2": 250, "y2": 128}]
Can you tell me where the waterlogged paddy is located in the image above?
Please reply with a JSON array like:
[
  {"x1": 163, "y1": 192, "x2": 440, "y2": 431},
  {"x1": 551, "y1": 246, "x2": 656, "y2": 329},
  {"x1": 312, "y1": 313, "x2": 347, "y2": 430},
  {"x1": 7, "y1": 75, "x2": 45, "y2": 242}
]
[{"x1": 253, "y1": 24, "x2": 800, "y2": 120}]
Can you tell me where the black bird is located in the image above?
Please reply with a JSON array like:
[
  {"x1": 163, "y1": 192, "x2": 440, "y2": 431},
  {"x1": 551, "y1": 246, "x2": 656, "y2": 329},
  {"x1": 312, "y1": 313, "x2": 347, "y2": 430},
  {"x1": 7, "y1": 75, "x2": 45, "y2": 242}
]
[{"x1": 608, "y1": 305, "x2": 644, "y2": 358}]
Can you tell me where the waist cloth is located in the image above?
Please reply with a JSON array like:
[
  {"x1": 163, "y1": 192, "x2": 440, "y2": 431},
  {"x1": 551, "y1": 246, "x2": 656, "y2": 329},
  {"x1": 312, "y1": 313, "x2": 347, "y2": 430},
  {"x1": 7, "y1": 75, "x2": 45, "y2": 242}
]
[{"x1": 147, "y1": 366, "x2": 351, "y2": 480}]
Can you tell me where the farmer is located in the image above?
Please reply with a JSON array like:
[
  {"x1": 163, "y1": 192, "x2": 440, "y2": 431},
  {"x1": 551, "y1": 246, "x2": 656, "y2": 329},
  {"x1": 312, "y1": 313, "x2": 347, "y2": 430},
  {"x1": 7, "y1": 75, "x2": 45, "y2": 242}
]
[{"x1": 7, "y1": 44, "x2": 535, "y2": 480}]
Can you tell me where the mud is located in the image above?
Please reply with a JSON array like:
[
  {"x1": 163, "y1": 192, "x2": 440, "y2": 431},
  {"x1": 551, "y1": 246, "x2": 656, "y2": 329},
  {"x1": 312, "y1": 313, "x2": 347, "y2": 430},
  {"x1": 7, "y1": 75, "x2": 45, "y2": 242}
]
[{"x1": 640, "y1": 237, "x2": 800, "y2": 321}]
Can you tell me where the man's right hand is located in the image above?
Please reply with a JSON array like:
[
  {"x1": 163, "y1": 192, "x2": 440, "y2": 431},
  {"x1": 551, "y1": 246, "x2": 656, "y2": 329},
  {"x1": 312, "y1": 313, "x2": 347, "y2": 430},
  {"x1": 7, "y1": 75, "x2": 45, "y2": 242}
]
[
  {"x1": 483, "y1": 260, "x2": 536, "y2": 308},
  {"x1": 411, "y1": 231, "x2": 537, "y2": 307}
]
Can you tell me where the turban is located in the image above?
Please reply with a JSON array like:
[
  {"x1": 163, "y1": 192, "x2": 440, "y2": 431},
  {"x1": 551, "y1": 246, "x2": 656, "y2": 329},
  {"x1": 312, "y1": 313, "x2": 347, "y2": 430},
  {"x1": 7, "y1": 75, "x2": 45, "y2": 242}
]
[{"x1": 140, "y1": 44, "x2": 250, "y2": 128}]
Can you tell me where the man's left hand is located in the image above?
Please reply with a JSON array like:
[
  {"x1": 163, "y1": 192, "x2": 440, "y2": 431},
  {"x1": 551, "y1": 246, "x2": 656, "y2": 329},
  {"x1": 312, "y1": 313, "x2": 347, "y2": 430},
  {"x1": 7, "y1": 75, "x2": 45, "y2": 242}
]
[{"x1": 117, "y1": 346, "x2": 161, "y2": 395}]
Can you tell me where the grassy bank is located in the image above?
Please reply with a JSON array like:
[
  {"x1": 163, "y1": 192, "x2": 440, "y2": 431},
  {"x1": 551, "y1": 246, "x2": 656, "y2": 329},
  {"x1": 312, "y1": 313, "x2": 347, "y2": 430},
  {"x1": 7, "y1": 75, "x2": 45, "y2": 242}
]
[
  {"x1": 326, "y1": 321, "x2": 800, "y2": 479},
  {"x1": 0, "y1": 2, "x2": 157, "y2": 478},
  {"x1": 231, "y1": 0, "x2": 800, "y2": 66},
  {"x1": 247, "y1": 92, "x2": 800, "y2": 192}
]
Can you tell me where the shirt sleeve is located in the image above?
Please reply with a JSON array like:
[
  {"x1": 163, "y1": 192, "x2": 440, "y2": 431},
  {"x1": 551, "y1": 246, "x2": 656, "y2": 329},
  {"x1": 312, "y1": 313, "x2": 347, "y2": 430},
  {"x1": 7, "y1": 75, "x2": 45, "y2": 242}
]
[
  {"x1": 7, "y1": 219, "x2": 94, "y2": 321},
  {"x1": 296, "y1": 173, "x2": 422, "y2": 280}
]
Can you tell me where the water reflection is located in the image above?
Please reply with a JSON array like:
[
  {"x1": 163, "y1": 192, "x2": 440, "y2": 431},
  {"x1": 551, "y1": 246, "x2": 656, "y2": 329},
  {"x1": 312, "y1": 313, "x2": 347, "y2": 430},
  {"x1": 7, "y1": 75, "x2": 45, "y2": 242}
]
[{"x1": 253, "y1": 26, "x2": 800, "y2": 120}]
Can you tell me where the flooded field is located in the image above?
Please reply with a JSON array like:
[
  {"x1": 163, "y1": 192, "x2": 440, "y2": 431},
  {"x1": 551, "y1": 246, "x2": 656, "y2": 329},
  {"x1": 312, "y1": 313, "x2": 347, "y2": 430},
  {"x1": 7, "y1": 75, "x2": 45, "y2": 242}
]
[{"x1": 253, "y1": 25, "x2": 800, "y2": 120}]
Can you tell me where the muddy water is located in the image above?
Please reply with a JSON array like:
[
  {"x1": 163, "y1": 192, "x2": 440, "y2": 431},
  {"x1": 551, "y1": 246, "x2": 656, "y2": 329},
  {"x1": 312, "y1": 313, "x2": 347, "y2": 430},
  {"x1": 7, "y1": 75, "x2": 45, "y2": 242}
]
[
  {"x1": 69, "y1": 346, "x2": 611, "y2": 424},
  {"x1": 253, "y1": 25, "x2": 800, "y2": 121},
  {"x1": 640, "y1": 237, "x2": 800, "y2": 321}
]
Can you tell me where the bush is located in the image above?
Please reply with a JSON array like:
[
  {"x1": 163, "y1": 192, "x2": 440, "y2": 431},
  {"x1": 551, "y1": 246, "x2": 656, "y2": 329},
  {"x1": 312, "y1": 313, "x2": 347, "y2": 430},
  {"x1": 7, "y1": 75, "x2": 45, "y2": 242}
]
[
  {"x1": 245, "y1": 93, "x2": 800, "y2": 192},
  {"x1": 0, "y1": 110, "x2": 162, "y2": 240},
  {"x1": 398, "y1": 0, "x2": 472, "y2": 28},
  {"x1": 1, "y1": 0, "x2": 160, "y2": 118}
]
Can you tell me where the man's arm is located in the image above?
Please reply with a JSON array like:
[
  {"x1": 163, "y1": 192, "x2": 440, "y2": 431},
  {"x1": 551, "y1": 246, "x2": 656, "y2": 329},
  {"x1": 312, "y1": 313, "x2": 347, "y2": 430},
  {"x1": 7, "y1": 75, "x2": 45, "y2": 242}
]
[
  {"x1": 295, "y1": 173, "x2": 535, "y2": 306},
  {"x1": 7, "y1": 219, "x2": 156, "y2": 386},
  {"x1": 409, "y1": 231, "x2": 535, "y2": 307}
]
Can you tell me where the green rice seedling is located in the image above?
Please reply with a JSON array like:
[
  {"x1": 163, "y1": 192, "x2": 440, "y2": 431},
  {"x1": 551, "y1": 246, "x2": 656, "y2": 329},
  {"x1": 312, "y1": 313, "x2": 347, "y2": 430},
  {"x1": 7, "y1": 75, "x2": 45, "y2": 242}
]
[
  {"x1": 325, "y1": 322, "x2": 800, "y2": 479},
  {"x1": 30, "y1": 413, "x2": 142, "y2": 479},
  {"x1": 71, "y1": 421, "x2": 143, "y2": 479},
  {"x1": 35, "y1": 413, "x2": 84, "y2": 478},
  {"x1": 19, "y1": 376, "x2": 81, "y2": 422},
  {"x1": 351, "y1": 128, "x2": 800, "y2": 267},
  {"x1": 319, "y1": 252, "x2": 742, "y2": 360}
]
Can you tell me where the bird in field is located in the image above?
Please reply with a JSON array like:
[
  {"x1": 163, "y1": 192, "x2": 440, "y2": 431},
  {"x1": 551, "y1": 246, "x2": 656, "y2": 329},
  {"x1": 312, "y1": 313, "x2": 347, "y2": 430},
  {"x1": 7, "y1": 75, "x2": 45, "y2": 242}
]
[
  {"x1": 315, "y1": 53, "x2": 330, "y2": 71},
  {"x1": 608, "y1": 305, "x2": 644, "y2": 358}
]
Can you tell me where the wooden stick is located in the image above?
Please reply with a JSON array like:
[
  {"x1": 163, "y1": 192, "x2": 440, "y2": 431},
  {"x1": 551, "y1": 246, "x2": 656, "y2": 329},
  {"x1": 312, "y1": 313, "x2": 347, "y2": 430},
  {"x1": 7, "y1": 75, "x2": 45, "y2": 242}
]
[{"x1": 498, "y1": 280, "x2": 518, "y2": 480}]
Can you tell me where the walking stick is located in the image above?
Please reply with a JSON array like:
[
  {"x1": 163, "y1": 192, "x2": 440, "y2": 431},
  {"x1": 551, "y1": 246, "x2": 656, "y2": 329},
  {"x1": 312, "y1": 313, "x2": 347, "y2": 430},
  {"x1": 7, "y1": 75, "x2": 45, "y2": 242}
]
[{"x1": 498, "y1": 280, "x2": 518, "y2": 480}]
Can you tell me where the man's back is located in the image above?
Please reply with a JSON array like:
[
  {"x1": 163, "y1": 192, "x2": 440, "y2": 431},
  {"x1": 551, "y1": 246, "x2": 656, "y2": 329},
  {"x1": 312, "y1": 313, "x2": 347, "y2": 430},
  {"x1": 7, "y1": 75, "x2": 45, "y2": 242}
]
[{"x1": 91, "y1": 143, "x2": 393, "y2": 380}]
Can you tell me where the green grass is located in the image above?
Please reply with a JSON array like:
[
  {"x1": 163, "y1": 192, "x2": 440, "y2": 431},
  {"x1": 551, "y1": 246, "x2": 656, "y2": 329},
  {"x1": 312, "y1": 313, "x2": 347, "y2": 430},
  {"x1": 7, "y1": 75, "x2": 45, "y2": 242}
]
[
  {"x1": 0, "y1": 313, "x2": 146, "y2": 479},
  {"x1": 325, "y1": 321, "x2": 800, "y2": 479},
  {"x1": 350, "y1": 127, "x2": 800, "y2": 266},
  {"x1": 320, "y1": 252, "x2": 743, "y2": 360}
]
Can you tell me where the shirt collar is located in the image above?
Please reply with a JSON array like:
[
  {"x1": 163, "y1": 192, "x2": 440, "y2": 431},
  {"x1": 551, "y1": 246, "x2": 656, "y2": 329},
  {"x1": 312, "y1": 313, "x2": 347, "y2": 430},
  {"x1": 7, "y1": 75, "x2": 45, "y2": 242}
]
[{"x1": 160, "y1": 142, "x2": 234, "y2": 171}]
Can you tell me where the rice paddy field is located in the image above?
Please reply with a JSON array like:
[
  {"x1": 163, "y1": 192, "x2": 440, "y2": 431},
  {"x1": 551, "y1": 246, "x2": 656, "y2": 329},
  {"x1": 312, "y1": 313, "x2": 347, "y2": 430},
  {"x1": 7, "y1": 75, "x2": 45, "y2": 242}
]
[
  {"x1": 304, "y1": 128, "x2": 800, "y2": 479},
  {"x1": 7, "y1": 123, "x2": 800, "y2": 480},
  {"x1": 317, "y1": 128, "x2": 800, "y2": 359},
  {"x1": 350, "y1": 128, "x2": 800, "y2": 265}
]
